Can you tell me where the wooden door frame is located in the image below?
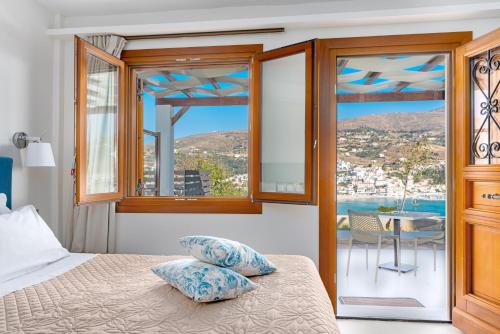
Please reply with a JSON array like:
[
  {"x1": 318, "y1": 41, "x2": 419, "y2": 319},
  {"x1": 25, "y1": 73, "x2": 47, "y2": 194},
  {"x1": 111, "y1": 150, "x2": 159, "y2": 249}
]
[{"x1": 316, "y1": 31, "x2": 472, "y2": 314}]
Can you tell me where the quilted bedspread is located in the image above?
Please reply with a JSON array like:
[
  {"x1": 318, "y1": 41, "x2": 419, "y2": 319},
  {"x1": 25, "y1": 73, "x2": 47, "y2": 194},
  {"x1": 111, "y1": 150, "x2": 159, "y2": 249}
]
[{"x1": 0, "y1": 254, "x2": 339, "y2": 333}]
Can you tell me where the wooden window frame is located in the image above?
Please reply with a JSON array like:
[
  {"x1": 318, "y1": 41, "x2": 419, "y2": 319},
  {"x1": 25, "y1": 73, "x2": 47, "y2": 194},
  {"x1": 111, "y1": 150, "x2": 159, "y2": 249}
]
[
  {"x1": 316, "y1": 32, "x2": 473, "y2": 313},
  {"x1": 116, "y1": 44, "x2": 263, "y2": 214},
  {"x1": 251, "y1": 41, "x2": 315, "y2": 204},
  {"x1": 75, "y1": 37, "x2": 126, "y2": 205}
]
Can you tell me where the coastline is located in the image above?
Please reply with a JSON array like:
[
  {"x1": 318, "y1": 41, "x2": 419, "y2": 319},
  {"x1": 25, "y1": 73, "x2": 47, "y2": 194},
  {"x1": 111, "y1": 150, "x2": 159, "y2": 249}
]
[{"x1": 336, "y1": 194, "x2": 446, "y2": 201}]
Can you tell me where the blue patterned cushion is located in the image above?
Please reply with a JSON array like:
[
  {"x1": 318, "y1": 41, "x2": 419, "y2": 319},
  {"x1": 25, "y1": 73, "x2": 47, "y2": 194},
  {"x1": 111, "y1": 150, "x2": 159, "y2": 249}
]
[
  {"x1": 179, "y1": 236, "x2": 277, "y2": 276},
  {"x1": 151, "y1": 259, "x2": 257, "y2": 302}
]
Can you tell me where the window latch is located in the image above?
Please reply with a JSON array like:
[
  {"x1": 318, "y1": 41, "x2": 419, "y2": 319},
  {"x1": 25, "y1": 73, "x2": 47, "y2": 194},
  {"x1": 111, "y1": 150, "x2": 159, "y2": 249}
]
[{"x1": 136, "y1": 179, "x2": 144, "y2": 196}]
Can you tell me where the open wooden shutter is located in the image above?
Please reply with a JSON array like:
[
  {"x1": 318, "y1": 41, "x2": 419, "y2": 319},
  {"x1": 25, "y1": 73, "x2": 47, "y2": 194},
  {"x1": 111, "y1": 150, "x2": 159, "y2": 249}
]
[
  {"x1": 75, "y1": 37, "x2": 125, "y2": 205},
  {"x1": 251, "y1": 40, "x2": 315, "y2": 204},
  {"x1": 453, "y1": 28, "x2": 500, "y2": 334}
]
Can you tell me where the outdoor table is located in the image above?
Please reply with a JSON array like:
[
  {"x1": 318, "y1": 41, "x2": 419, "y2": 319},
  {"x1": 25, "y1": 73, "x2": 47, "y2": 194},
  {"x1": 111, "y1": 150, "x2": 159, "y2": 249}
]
[{"x1": 378, "y1": 211, "x2": 440, "y2": 273}]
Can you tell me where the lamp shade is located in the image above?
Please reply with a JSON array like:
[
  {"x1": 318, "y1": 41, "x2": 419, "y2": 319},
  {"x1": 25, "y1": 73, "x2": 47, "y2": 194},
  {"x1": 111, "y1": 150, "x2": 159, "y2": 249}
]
[{"x1": 25, "y1": 143, "x2": 55, "y2": 167}]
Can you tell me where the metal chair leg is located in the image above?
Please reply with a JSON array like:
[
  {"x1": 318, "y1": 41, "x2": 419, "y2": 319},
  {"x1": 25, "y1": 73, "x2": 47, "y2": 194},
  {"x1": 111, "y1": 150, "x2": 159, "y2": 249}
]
[
  {"x1": 346, "y1": 236, "x2": 353, "y2": 277},
  {"x1": 375, "y1": 235, "x2": 381, "y2": 283},
  {"x1": 396, "y1": 238, "x2": 401, "y2": 276},
  {"x1": 433, "y1": 243, "x2": 437, "y2": 271},
  {"x1": 414, "y1": 238, "x2": 418, "y2": 277},
  {"x1": 365, "y1": 243, "x2": 368, "y2": 270}
]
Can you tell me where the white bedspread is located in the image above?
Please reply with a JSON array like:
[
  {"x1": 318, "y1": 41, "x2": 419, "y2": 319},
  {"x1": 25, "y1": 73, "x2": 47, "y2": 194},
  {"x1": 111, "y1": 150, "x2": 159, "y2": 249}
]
[{"x1": 0, "y1": 253, "x2": 95, "y2": 297}]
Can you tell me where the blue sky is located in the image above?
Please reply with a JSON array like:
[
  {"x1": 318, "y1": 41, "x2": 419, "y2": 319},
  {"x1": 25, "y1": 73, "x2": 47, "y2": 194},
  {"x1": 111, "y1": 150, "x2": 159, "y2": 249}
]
[{"x1": 143, "y1": 93, "x2": 248, "y2": 139}]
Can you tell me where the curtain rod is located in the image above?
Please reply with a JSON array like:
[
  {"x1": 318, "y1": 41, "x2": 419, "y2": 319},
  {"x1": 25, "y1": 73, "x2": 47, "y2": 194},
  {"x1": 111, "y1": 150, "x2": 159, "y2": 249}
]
[{"x1": 122, "y1": 28, "x2": 285, "y2": 40}]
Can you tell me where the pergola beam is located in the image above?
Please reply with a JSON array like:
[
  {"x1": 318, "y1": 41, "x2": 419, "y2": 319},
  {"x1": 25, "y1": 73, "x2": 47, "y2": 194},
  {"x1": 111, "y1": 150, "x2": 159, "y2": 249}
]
[
  {"x1": 157, "y1": 96, "x2": 248, "y2": 106},
  {"x1": 337, "y1": 90, "x2": 445, "y2": 103},
  {"x1": 209, "y1": 78, "x2": 221, "y2": 90},
  {"x1": 364, "y1": 72, "x2": 381, "y2": 85},
  {"x1": 171, "y1": 106, "x2": 190, "y2": 125},
  {"x1": 394, "y1": 81, "x2": 410, "y2": 92},
  {"x1": 421, "y1": 55, "x2": 445, "y2": 72}
]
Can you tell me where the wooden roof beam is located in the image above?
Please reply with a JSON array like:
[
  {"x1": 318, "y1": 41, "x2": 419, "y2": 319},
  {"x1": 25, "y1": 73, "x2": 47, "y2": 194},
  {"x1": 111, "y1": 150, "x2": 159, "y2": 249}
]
[
  {"x1": 337, "y1": 59, "x2": 348, "y2": 74},
  {"x1": 337, "y1": 90, "x2": 445, "y2": 103},
  {"x1": 209, "y1": 78, "x2": 221, "y2": 90},
  {"x1": 420, "y1": 55, "x2": 445, "y2": 72},
  {"x1": 364, "y1": 72, "x2": 381, "y2": 85},
  {"x1": 157, "y1": 96, "x2": 248, "y2": 106},
  {"x1": 393, "y1": 81, "x2": 410, "y2": 92}
]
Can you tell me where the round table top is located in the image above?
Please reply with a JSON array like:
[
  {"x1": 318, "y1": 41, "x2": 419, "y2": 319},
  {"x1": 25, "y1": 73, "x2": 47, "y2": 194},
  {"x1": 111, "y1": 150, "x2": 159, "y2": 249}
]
[{"x1": 378, "y1": 211, "x2": 442, "y2": 220}]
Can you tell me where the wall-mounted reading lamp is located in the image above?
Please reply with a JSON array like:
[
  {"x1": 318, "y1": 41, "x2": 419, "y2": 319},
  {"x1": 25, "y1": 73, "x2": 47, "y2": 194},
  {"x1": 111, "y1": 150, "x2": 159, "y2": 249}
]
[{"x1": 12, "y1": 132, "x2": 56, "y2": 167}]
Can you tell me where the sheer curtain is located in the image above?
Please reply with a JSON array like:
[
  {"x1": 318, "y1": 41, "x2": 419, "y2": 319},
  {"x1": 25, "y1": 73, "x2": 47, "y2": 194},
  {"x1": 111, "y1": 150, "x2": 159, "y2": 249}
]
[{"x1": 69, "y1": 35, "x2": 126, "y2": 253}]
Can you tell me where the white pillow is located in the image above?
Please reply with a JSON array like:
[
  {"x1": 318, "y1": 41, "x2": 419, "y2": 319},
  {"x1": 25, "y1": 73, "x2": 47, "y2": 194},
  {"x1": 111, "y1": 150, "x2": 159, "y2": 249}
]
[
  {"x1": 0, "y1": 205, "x2": 69, "y2": 283},
  {"x1": 0, "y1": 193, "x2": 10, "y2": 214}
]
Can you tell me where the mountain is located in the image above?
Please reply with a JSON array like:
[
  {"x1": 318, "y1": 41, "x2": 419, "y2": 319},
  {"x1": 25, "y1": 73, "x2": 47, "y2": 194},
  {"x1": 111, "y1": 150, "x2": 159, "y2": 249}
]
[
  {"x1": 145, "y1": 130, "x2": 248, "y2": 157},
  {"x1": 338, "y1": 108, "x2": 445, "y2": 132},
  {"x1": 143, "y1": 109, "x2": 445, "y2": 170},
  {"x1": 174, "y1": 130, "x2": 247, "y2": 156},
  {"x1": 336, "y1": 108, "x2": 446, "y2": 166}
]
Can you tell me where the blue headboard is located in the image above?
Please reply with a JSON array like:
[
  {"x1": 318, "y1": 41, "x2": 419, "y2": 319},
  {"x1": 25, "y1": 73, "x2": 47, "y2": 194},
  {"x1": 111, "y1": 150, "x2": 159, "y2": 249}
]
[{"x1": 0, "y1": 157, "x2": 13, "y2": 209}]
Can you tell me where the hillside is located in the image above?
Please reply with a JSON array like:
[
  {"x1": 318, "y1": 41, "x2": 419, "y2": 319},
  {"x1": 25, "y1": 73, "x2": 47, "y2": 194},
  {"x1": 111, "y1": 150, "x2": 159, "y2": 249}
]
[
  {"x1": 143, "y1": 109, "x2": 445, "y2": 172},
  {"x1": 338, "y1": 108, "x2": 445, "y2": 132},
  {"x1": 337, "y1": 108, "x2": 446, "y2": 166},
  {"x1": 174, "y1": 130, "x2": 247, "y2": 156}
]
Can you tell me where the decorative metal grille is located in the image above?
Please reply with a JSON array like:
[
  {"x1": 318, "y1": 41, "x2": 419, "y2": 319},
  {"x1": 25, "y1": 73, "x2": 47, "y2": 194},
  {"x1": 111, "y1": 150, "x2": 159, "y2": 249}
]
[{"x1": 471, "y1": 47, "x2": 500, "y2": 164}]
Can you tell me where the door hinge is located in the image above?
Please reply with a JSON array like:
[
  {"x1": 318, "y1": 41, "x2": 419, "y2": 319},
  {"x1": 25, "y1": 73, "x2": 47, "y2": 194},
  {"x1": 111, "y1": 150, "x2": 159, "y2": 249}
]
[{"x1": 136, "y1": 78, "x2": 144, "y2": 101}]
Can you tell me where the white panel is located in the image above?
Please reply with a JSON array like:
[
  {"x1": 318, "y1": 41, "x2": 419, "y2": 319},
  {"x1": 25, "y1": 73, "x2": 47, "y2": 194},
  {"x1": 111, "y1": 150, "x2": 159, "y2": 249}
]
[{"x1": 261, "y1": 52, "x2": 306, "y2": 194}]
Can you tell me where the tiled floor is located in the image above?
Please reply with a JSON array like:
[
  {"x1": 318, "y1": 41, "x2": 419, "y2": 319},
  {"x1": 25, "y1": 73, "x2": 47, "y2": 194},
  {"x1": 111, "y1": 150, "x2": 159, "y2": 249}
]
[
  {"x1": 336, "y1": 246, "x2": 449, "y2": 321},
  {"x1": 337, "y1": 319, "x2": 463, "y2": 334}
]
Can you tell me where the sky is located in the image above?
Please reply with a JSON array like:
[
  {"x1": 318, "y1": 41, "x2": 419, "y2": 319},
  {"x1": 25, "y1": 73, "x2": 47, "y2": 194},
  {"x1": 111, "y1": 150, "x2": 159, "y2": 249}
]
[{"x1": 142, "y1": 59, "x2": 446, "y2": 139}]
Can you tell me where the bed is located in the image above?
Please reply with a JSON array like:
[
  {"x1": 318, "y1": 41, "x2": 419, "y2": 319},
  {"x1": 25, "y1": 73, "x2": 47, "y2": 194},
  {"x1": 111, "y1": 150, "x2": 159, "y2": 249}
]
[{"x1": 0, "y1": 157, "x2": 339, "y2": 334}]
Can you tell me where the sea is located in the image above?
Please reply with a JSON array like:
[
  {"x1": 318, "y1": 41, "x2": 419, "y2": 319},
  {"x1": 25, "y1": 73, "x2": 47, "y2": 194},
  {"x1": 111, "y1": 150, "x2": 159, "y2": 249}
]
[{"x1": 337, "y1": 198, "x2": 446, "y2": 216}]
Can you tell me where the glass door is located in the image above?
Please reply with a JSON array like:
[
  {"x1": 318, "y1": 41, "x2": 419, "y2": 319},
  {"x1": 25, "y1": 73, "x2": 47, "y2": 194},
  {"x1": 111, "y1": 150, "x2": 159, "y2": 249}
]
[{"x1": 335, "y1": 52, "x2": 450, "y2": 320}]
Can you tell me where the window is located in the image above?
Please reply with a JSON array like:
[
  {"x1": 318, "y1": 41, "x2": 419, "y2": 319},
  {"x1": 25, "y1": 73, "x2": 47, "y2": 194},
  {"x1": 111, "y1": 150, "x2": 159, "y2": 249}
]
[
  {"x1": 75, "y1": 37, "x2": 125, "y2": 204},
  {"x1": 252, "y1": 41, "x2": 315, "y2": 203},
  {"x1": 135, "y1": 66, "x2": 250, "y2": 198},
  {"x1": 75, "y1": 41, "x2": 316, "y2": 212}
]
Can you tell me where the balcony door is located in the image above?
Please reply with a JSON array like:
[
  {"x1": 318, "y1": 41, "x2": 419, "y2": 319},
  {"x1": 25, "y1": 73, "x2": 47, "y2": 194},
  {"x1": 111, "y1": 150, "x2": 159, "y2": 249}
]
[{"x1": 317, "y1": 32, "x2": 473, "y2": 319}]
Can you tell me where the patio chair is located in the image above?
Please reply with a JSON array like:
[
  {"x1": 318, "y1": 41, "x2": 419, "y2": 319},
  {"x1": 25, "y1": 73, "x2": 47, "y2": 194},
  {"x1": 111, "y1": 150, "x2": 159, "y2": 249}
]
[
  {"x1": 410, "y1": 218, "x2": 445, "y2": 276},
  {"x1": 346, "y1": 210, "x2": 401, "y2": 282}
]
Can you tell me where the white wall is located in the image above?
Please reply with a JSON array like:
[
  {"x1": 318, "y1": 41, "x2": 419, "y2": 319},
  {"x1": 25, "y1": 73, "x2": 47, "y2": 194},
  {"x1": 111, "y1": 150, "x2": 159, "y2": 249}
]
[
  {"x1": 56, "y1": 17, "x2": 499, "y2": 265},
  {"x1": 116, "y1": 204, "x2": 318, "y2": 259},
  {"x1": 0, "y1": 0, "x2": 57, "y2": 230}
]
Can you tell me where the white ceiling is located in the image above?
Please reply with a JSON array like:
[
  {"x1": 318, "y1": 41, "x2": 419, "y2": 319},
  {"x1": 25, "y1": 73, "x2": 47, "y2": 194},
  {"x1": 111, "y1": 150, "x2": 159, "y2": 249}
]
[
  {"x1": 39, "y1": 0, "x2": 500, "y2": 37},
  {"x1": 35, "y1": 0, "x2": 340, "y2": 16}
]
